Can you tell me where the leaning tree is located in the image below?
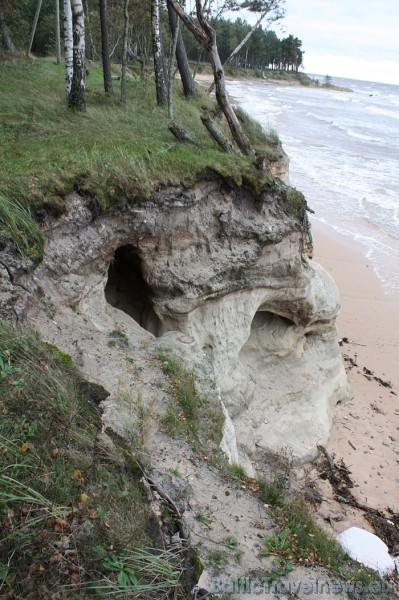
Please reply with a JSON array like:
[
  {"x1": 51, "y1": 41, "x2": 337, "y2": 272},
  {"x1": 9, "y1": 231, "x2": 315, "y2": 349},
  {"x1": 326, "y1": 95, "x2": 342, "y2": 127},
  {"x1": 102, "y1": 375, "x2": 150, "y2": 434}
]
[{"x1": 171, "y1": 0, "x2": 254, "y2": 156}]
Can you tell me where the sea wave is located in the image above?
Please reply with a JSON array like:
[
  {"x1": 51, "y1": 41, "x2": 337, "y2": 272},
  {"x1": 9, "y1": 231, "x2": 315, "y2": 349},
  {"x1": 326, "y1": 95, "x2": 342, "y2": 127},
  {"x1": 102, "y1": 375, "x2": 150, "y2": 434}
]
[
  {"x1": 346, "y1": 128, "x2": 384, "y2": 143},
  {"x1": 367, "y1": 105, "x2": 399, "y2": 120}
]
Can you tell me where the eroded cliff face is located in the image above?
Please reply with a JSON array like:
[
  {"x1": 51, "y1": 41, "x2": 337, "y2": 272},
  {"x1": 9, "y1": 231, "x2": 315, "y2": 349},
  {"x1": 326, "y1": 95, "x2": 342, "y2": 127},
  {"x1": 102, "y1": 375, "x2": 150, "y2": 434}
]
[{"x1": 0, "y1": 172, "x2": 350, "y2": 471}]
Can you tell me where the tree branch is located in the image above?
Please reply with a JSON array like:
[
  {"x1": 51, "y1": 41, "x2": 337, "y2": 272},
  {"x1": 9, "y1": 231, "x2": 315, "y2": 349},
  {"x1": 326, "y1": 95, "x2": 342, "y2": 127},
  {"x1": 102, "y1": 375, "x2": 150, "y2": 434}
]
[{"x1": 170, "y1": 0, "x2": 209, "y2": 48}]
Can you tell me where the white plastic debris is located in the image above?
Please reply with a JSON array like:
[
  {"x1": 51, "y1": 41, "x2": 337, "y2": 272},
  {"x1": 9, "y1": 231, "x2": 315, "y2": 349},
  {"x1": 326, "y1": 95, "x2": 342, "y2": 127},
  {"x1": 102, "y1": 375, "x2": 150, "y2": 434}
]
[{"x1": 337, "y1": 527, "x2": 396, "y2": 576}]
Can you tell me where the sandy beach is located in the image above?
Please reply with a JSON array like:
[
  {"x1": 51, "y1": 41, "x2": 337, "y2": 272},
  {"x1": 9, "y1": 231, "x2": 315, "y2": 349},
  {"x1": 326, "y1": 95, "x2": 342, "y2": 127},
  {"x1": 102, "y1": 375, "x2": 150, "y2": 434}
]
[{"x1": 311, "y1": 220, "x2": 399, "y2": 533}]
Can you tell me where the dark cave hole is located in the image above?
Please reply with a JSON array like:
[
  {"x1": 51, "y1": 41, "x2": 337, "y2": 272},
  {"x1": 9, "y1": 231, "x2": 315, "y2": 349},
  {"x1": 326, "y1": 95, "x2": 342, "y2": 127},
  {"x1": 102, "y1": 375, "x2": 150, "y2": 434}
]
[
  {"x1": 250, "y1": 310, "x2": 295, "y2": 331},
  {"x1": 104, "y1": 244, "x2": 161, "y2": 336}
]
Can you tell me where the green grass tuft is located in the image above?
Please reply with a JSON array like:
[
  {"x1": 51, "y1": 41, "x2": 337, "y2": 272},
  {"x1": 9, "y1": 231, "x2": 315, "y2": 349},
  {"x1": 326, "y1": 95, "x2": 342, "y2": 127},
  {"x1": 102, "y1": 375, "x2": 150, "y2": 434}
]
[
  {"x1": 0, "y1": 321, "x2": 182, "y2": 597},
  {"x1": 235, "y1": 105, "x2": 281, "y2": 159},
  {"x1": 0, "y1": 192, "x2": 44, "y2": 261},
  {"x1": 283, "y1": 186, "x2": 307, "y2": 223},
  {"x1": 159, "y1": 353, "x2": 224, "y2": 456}
]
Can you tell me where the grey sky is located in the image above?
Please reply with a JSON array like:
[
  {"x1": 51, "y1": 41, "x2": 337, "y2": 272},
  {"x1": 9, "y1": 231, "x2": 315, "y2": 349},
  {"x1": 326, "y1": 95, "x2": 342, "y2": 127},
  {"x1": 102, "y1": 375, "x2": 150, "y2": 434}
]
[
  {"x1": 188, "y1": 0, "x2": 398, "y2": 84},
  {"x1": 278, "y1": 0, "x2": 399, "y2": 84}
]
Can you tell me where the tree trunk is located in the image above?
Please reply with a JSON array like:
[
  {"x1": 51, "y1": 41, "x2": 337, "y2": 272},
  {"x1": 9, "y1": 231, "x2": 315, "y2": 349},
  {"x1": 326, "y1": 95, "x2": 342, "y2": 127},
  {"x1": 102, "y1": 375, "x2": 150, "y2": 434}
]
[
  {"x1": 167, "y1": 0, "x2": 197, "y2": 98},
  {"x1": 120, "y1": 0, "x2": 129, "y2": 105},
  {"x1": 167, "y1": 10, "x2": 179, "y2": 119},
  {"x1": 68, "y1": 0, "x2": 86, "y2": 111},
  {"x1": 27, "y1": 0, "x2": 43, "y2": 55},
  {"x1": 55, "y1": 0, "x2": 61, "y2": 63},
  {"x1": 208, "y1": 35, "x2": 254, "y2": 157},
  {"x1": 0, "y1": 8, "x2": 16, "y2": 52},
  {"x1": 201, "y1": 114, "x2": 236, "y2": 153},
  {"x1": 99, "y1": 0, "x2": 114, "y2": 95},
  {"x1": 169, "y1": 121, "x2": 196, "y2": 144},
  {"x1": 193, "y1": 50, "x2": 203, "y2": 79},
  {"x1": 151, "y1": 0, "x2": 167, "y2": 106},
  {"x1": 83, "y1": 0, "x2": 97, "y2": 60},
  {"x1": 64, "y1": 0, "x2": 73, "y2": 96},
  {"x1": 170, "y1": 0, "x2": 254, "y2": 157}
]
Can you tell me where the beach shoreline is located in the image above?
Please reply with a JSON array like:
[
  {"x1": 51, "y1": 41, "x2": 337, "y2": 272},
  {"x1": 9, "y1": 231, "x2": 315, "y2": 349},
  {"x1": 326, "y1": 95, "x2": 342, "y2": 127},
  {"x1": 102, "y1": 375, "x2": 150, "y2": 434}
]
[
  {"x1": 310, "y1": 219, "x2": 399, "y2": 533},
  {"x1": 194, "y1": 71, "x2": 352, "y2": 91}
]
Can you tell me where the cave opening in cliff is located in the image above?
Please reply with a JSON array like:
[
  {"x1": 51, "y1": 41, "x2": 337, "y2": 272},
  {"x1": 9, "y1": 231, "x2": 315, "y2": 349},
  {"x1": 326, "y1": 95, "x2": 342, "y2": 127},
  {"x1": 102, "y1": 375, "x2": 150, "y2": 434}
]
[
  {"x1": 104, "y1": 244, "x2": 161, "y2": 336},
  {"x1": 240, "y1": 310, "x2": 297, "y2": 363}
]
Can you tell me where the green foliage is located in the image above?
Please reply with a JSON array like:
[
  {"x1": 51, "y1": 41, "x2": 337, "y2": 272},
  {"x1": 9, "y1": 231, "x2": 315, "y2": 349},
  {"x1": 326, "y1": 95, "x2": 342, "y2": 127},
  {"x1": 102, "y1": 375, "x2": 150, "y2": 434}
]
[
  {"x1": 109, "y1": 329, "x2": 128, "y2": 340},
  {"x1": 222, "y1": 536, "x2": 238, "y2": 550},
  {"x1": 103, "y1": 553, "x2": 139, "y2": 588},
  {"x1": 160, "y1": 356, "x2": 198, "y2": 422},
  {"x1": 207, "y1": 549, "x2": 229, "y2": 572},
  {"x1": 273, "y1": 498, "x2": 350, "y2": 569},
  {"x1": 159, "y1": 353, "x2": 224, "y2": 455},
  {"x1": 283, "y1": 186, "x2": 307, "y2": 223},
  {"x1": 257, "y1": 447, "x2": 293, "y2": 507},
  {"x1": 195, "y1": 510, "x2": 213, "y2": 525},
  {"x1": 0, "y1": 0, "x2": 57, "y2": 54},
  {"x1": 260, "y1": 529, "x2": 293, "y2": 558},
  {"x1": 90, "y1": 547, "x2": 181, "y2": 595},
  {"x1": 169, "y1": 466, "x2": 182, "y2": 477},
  {"x1": 0, "y1": 192, "x2": 44, "y2": 261},
  {"x1": 261, "y1": 497, "x2": 384, "y2": 587},
  {"x1": 253, "y1": 449, "x2": 391, "y2": 590},
  {"x1": 108, "y1": 329, "x2": 129, "y2": 349},
  {"x1": 0, "y1": 348, "x2": 19, "y2": 381},
  {"x1": 227, "y1": 462, "x2": 248, "y2": 481},
  {"x1": 44, "y1": 342, "x2": 73, "y2": 368},
  {"x1": 262, "y1": 557, "x2": 295, "y2": 582},
  {"x1": 183, "y1": 21, "x2": 304, "y2": 73},
  {"x1": 0, "y1": 321, "x2": 161, "y2": 597}
]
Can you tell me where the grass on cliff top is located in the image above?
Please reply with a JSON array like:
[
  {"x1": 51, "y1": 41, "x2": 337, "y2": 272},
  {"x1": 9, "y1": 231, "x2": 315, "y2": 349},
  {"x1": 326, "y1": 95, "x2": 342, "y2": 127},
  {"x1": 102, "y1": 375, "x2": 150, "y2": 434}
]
[
  {"x1": 0, "y1": 55, "x2": 280, "y2": 219},
  {"x1": 0, "y1": 321, "x2": 183, "y2": 598}
]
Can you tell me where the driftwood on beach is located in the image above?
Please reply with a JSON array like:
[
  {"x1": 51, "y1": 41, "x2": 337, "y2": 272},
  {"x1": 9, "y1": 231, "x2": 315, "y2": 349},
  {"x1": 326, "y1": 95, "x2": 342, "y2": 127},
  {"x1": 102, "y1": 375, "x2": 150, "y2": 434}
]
[{"x1": 317, "y1": 445, "x2": 399, "y2": 552}]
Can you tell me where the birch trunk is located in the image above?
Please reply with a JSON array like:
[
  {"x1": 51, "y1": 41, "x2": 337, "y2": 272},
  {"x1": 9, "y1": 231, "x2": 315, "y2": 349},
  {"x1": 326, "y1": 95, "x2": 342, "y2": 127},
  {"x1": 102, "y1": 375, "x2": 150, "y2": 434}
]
[
  {"x1": 64, "y1": 0, "x2": 73, "y2": 97},
  {"x1": 151, "y1": 0, "x2": 167, "y2": 106},
  {"x1": 120, "y1": 0, "x2": 129, "y2": 105},
  {"x1": 69, "y1": 0, "x2": 86, "y2": 111}
]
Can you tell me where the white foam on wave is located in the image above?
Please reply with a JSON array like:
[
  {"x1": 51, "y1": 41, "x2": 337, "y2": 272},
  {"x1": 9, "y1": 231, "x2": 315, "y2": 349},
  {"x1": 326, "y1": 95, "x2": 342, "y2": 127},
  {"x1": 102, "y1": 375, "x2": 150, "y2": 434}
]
[
  {"x1": 314, "y1": 217, "x2": 399, "y2": 295},
  {"x1": 367, "y1": 105, "x2": 399, "y2": 121},
  {"x1": 331, "y1": 93, "x2": 351, "y2": 102},
  {"x1": 230, "y1": 78, "x2": 399, "y2": 295},
  {"x1": 346, "y1": 128, "x2": 384, "y2": 144},
  {"x1": 359, "y1": 193, "x2": 399, "y2": 214}
]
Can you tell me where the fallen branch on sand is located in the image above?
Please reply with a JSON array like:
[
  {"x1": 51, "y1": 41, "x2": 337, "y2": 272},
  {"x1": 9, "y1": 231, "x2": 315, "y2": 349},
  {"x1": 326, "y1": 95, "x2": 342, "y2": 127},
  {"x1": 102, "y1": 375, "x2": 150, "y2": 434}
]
[
  {"x1": 363, "y1": 367, "x2": 397, "y2": 393},
  {"x1": 317, "y1": 446, "x2": 399, "y2": 552}
]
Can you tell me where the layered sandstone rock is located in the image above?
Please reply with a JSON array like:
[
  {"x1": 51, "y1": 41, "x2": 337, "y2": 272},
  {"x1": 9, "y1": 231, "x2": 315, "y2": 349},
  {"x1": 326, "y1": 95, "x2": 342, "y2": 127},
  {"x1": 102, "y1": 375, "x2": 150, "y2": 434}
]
[{"x1": 5, "y1": 172, "x2": 349, "y2": 469}]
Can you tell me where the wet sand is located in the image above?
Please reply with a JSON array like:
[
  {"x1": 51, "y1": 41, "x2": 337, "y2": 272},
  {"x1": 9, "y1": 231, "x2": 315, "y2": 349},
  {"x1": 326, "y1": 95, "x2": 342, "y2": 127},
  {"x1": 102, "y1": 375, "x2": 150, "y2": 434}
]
[{"x1": 311, "y1": 219, "x2": 399, "y2": 532}]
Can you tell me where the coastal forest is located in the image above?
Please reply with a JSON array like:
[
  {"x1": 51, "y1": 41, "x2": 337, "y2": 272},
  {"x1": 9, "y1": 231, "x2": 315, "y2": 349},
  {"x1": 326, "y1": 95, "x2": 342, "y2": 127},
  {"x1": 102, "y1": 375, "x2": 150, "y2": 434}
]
[{"x1": 1, "y1": 0, "x2": 304, "y2": 76}]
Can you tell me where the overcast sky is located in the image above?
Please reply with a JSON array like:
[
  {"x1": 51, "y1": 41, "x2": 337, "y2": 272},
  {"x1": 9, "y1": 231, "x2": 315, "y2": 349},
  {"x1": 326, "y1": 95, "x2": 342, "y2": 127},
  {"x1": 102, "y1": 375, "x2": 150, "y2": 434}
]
[{"x1": 276, "y1": 0, "x2": 399, "y2": 84}]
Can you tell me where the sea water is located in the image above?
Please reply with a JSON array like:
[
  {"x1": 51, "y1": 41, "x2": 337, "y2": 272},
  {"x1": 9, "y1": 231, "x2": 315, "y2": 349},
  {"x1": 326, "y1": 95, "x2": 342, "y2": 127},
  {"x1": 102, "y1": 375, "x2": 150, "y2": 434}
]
[{"x1": 228, "y1": 76, "x2": 399, "y2": 296}]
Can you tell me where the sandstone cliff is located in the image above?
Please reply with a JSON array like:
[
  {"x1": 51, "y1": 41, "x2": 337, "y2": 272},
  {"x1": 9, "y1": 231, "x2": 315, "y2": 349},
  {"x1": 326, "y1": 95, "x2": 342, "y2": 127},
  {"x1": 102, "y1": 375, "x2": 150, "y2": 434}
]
[
  {"x1": 1, "y1": 171, "x2": 349, "y2": 470},
  {"x1": 0, "y1": 166, "x2": 360, "y2": 597}
]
